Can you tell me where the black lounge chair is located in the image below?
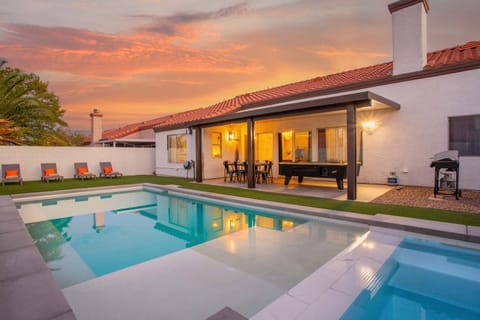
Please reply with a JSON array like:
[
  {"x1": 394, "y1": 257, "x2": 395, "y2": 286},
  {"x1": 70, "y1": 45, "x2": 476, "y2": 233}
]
[
  {"x1": 74, "y1": 162, "x2": 96, "y2": 180},
  {"x1": 99, "y1": 162, "x2": 123, "y2": 178},
  {"x1": 1, "y1": 163, "x2": 23, "y2": 186},
  {"x1": 41, "y1": 163, "x2": 64, "y2": 183}
]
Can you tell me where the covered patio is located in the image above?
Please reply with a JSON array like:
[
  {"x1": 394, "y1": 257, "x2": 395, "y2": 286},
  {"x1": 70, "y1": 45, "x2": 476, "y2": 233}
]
[{"x1": 190, "y1": 91, "x2": 400, "y2": 200}]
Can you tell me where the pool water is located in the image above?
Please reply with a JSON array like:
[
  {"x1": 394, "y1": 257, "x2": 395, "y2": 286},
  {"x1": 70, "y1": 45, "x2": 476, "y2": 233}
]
[
  {"x1": 16, "y1": 188, "x2": 367, "y2": 290},
  {"x1": 340, "y1": 237, "x2": 480, "y2": 320}
]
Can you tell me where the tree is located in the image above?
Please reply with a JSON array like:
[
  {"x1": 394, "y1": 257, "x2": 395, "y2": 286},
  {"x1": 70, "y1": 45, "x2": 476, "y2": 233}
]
[
  {"x1": 0, "y1": 118, "x2": 21, "y2": 145},
  {"x1": 0, "y1": 61, "x2": 69, "y2": 145}
]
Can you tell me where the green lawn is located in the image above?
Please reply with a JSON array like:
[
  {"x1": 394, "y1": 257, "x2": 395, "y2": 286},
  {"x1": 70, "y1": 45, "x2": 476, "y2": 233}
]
[{"x1": 2, "y1": 175, "x2": 479, "y2": 226}]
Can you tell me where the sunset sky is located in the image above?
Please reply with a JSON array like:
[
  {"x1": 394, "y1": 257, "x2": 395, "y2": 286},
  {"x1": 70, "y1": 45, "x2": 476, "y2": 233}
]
[{"x1": 1, "y1": 0, "x2": 479, "y2": 132}]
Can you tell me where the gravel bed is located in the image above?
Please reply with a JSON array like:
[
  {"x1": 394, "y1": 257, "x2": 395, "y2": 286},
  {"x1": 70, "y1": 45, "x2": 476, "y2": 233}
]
[{"x1": 371, "y1": 186, "x2": 480, "y2": 214}]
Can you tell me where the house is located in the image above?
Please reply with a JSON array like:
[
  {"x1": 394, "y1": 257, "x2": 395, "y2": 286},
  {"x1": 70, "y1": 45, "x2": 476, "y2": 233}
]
[{"x1": 150, "y1": 0, "x2": 480, "y2": 200}]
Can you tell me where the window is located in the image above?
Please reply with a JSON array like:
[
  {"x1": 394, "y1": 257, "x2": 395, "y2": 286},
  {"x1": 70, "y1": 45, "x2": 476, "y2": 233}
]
[
  {"x1": 167, "y1": 134, "x2": 187, "y2": 163},
  {"x1": 294, "y1": 131, "x2": 311, "y2": 161},
  {"x1": 211, "y1": 132, "x2": 222, "y2": 158},
  {"x1": 318, "y1": 127, "x2": 362, "y2": 163},
  {"x1": 278, "y1": 130, "x2": 311, "y2": 162},
  {"x1": 449, "y1": 115, "x2": 480, "y2": 156}
]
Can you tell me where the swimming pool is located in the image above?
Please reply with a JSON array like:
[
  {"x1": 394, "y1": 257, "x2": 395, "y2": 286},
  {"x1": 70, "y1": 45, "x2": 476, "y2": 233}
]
[
  {"x1": 340, "y1": 237, "x2": 480, "y2": 320},
  {"x1": 16, "y1": 186, "x2": 368, "y2": 319}
]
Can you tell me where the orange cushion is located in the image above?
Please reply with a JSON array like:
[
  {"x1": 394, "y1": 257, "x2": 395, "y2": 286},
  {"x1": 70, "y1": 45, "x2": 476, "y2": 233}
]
[
  {"x1": 77, "y1": 167, "x2": 88, "y2": 174},
  {"x1": 44, "y1": 168, "x2": 55, "y2": 176},
  {"x1": 104, "y1": 167, "x2": 113, "y2": 174},
  {"x1": 5, "y1": 169, "x2": 18, "y2": 177}
]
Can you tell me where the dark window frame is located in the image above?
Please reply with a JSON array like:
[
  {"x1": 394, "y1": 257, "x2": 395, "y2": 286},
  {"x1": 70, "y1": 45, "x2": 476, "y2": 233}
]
[{"x1": 449, "y1": 114, "x2": 480, "y2": 156}]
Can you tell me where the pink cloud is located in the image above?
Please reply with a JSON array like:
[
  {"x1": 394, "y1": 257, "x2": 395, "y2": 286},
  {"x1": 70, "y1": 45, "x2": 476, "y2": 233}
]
[{"x1": 0, "y1": 21, "x2": 260, "y2": 79}]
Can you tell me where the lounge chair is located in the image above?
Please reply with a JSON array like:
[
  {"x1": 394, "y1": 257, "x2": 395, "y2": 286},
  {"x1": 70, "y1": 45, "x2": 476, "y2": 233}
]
[
  {"x1": 41, "y1": 163, "x2": 64, "y2": 183},
  {"x1": 74, "y1": 162, "x2": 96, "y2": 180},
  {"x1": 99, "y1": 162, "x2": 123, "y2": 178},
  {"x1": 1, "y1": 163, "x2": 23, "y2": 186}
]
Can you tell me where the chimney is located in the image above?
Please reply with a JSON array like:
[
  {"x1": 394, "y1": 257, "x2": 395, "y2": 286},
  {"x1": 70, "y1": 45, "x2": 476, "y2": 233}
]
[
  {"x1": 90, "y1": 109, "x2": 103, "y2": 145},
  {"x1": 388, "y1": 0, "x2": 429, "y2": 75}
]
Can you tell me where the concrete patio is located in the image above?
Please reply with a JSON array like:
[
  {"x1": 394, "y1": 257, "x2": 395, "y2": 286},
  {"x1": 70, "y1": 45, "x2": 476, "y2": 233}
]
[{"x1": 203, "y1": 177, "x2": 393, "y2": 203}]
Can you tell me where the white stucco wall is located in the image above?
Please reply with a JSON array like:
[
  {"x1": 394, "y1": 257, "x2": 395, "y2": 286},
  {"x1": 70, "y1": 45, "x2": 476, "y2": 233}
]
[
  {"x1": 155, "y1": 128, "x2": 197, "y2": 179},
  {"x1": 0, "y1": 146, "x2": 155, "y2": 181},
  {"x1": 361, "y1": 68, "x2": 480, "y2": 189},
  {"x1": 154, "y1": 68, "x2": 480, "y2": 190}
]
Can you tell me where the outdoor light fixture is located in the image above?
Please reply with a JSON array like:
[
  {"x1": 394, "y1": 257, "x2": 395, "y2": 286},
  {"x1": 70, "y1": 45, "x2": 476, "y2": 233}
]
[
  {"x1": 362, "y1": 120, "x2": 377, "y2": 134},
  {"x1": 227, "y1": 131, "x2": 239, "y2": 142},
  {"x1": 282, "y1": 130, "x2": 293, "y2": 140}
]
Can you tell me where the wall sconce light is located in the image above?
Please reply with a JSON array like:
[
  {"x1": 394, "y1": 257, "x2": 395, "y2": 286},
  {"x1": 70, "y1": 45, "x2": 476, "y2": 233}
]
[
  {"x1": 362, "y1": 120, "x2": 377, "y2": 134},
  {"x1": 282, "y1": 130, "x2": 293, "y2": 140},
  {"x1": 186, "y1": 127, "x2": 193, "y2": 135},
  {"x1": 227, "y1": 131, "x2": 239, "y2": 142}
]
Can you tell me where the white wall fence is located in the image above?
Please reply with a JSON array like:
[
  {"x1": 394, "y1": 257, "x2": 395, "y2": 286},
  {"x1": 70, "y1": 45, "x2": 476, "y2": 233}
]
[{"x1": 0, "y1": 146, "x2": 155, "y2": 181}]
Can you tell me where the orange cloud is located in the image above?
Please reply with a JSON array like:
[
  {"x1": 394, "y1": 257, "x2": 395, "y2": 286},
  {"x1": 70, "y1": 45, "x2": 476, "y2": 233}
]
[
  {"x1": 304, "y1": 45, "x2": 388, "y2": 58},
  {"x1": 0, "y1": 22, "x2": 260, "y2": 79}
]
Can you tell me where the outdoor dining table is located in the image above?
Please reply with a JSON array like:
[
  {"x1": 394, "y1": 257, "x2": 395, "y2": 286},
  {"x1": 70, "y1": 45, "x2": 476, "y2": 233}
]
[{"x1": 226, "y1": 161, "x2": 269, "y2": 183}]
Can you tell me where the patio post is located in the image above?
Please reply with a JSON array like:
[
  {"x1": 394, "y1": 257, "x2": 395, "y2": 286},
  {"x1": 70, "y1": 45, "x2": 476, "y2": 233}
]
[
  {"x1": 247, "y1": 118, "x2": 256, "y2": 188},
  {"x1": 195, "y1": 126, "x2": 203, "y2": 182},
  {"x1": 346, "y1": 104, "x2": 357, "y2": 200}
]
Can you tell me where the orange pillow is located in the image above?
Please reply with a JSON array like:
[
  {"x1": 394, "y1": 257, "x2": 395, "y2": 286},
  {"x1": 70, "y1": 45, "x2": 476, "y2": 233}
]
[
  {"x1": 104, "y1": 167, "x2": 113, "y2": 174},
  {"x1": 5, "y1": 169, "x2": 18, "y2": 177},
  {"x1": 44, "y1": 168, "x2": 55, "y2": 176},
  {"x1": 77, "y1": 167, "x2": 88, "y2": 174}
]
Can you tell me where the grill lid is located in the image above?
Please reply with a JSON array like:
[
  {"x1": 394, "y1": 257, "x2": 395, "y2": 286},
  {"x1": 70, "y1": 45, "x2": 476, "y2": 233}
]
[{"x1": 431, "y1": 150, "x2": 458, "y2": 161}]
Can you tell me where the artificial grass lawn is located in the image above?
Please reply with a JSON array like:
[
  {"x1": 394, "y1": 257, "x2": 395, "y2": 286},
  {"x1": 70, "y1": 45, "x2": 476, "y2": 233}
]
[{"x1": 2, "y1": 175, "x2": 479, "y2": 226}]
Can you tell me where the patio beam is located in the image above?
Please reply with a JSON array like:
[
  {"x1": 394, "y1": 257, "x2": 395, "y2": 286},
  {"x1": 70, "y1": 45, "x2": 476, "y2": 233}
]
[
  {"x1": 247, "y1": 118, "x2": 255, "y2": 188},
  {"x1": 195, "y1": 126, "x2": 203, "y2": 182},
  {"x1": 346, "y1": 104, "x2": 357, "y2": 200}
]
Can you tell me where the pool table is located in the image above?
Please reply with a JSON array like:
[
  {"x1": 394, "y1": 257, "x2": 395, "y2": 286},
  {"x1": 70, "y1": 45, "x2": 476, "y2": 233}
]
[{"x1": 278, "y1": 162, "x2": 349, "y2": 189}]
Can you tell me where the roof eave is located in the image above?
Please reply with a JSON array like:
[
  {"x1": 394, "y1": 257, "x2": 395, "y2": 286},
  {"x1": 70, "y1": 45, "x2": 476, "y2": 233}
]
[{"x1": 154, "y1": 91, "x2": 398, "y2": 132}]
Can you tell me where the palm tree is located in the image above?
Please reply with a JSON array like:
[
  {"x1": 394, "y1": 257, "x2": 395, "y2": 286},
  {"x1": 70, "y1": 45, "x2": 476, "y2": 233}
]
[
  {"x1": 0, "y1": 118, "x2": 21, "y2": 145},
  {"x1": 0, "y1": 62, "x2": 68, "y2": 145}
]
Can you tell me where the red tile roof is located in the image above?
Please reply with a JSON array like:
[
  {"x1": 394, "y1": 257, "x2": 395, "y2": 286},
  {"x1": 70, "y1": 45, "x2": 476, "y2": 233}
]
[
  {"x1": 102, "y1": 116, "x2": 170, "y2": 140},
  {"x1": 102, "y1": 40, "x2": 480, "y2": 137},
  {"x1": 425, "y1": 41, "x2": 480, "y2": 69}
]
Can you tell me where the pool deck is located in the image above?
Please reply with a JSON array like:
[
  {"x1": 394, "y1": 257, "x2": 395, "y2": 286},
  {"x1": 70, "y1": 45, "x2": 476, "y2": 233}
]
[
  {"x1": 0, "y1": 195, "x2": 75, "y2": 320},
  {"x1": 1, "y1": 184, "x2": 480, "y2": 320}
]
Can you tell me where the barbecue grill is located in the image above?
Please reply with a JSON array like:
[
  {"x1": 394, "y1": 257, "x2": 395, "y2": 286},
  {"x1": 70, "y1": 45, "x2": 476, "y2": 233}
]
[{"x1": 429, "y1": 150, "x2": 461, "y2": 200}]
